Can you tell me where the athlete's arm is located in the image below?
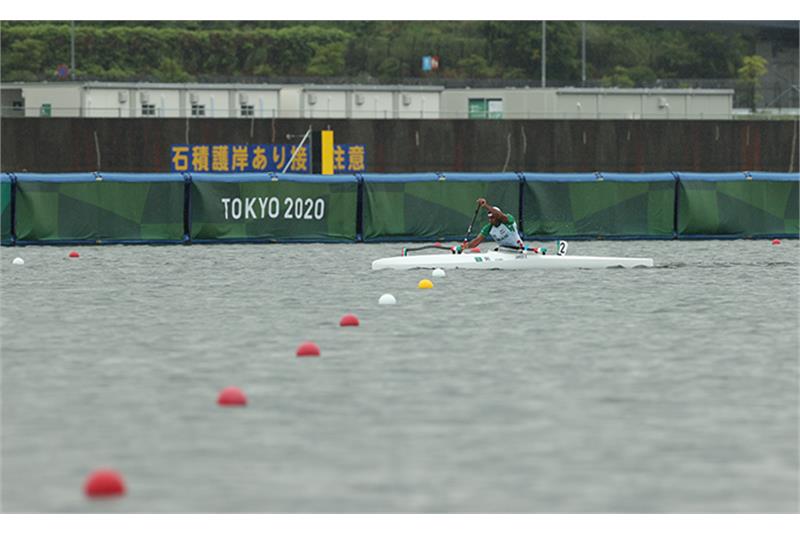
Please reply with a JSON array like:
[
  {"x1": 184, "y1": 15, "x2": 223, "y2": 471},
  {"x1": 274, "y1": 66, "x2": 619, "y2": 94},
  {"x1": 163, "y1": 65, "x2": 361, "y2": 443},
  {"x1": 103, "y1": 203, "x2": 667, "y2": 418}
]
[
  {"x1": 464, "y1": 234, "x2": 485, "y2": 249},
  {"x1": 477, "y1": 198, "x2": 509, "y2": 223}
]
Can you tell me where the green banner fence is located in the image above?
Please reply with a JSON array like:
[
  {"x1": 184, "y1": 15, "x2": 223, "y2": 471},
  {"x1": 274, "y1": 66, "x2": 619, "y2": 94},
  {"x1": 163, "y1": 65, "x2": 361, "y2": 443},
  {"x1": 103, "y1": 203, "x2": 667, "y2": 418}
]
[
  {"x1": 2, "y1": 172, "x2": 798, "y2": 245},
  {"x1": 361, "y1": 173, "x2": 521, "y2": 241},
  {"x1": 521, "y1": 172, "x2": 677, "y2": 239},
  {"x1": 12, "y1": 173, "x2": 185, "y2": 244},
  {"x1": 676, "y1": 172, "x2": 799, "y2": 238},
  {"x1": 190, "y1": 173, "x2": 358, "y2": 243},
  {"x1": 1, "y1": 174, "x2": 12, "y2": 245}
]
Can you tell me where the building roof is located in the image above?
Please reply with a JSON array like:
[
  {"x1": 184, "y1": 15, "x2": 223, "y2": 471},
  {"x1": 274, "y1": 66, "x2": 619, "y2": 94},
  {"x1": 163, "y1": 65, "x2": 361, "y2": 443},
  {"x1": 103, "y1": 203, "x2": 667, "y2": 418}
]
[
  {"x1": 1, "y1": 82, "x2": 446, "y2": 92},
  {"x1": 557, "y1": 87, "x2": 735, "y2": 96}
]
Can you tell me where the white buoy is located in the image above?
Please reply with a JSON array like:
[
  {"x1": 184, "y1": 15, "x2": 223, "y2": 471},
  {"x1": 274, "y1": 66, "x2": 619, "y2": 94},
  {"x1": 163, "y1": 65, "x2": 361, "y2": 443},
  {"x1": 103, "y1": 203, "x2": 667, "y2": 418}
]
[
  {"x1": 378, "y1": 293, "x2": 397, "y2": 305},
  {"x1": 432, "y1": 268, "x2": 446, "y2": 277},
  {"x1": 12, "y1": 257, "x2": 24, "y2": 265}
]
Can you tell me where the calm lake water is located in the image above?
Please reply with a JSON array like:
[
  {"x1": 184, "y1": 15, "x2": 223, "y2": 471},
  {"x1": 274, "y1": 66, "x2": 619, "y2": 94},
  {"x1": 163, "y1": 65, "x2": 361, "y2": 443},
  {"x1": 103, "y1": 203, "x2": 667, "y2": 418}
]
[{"x1": 1, "y1": 240, "x2": 798, "y2": 512}]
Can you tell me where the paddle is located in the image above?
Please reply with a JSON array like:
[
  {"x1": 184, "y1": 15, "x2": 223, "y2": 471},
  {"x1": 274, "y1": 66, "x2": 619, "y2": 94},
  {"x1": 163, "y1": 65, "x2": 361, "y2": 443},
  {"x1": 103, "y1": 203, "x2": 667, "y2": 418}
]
[
  {"x1": 401, "y1": 244, "x2": 452, "y2": 256},
  {"x1": 401, "y1": 204, "x2": 483, "y2": 256},
  {"x1": 463, "y1": 204, "x2": 482, "y2": 244},
  {"x1": 496, "y1": 244, "x2": 547, "y2": 255}
]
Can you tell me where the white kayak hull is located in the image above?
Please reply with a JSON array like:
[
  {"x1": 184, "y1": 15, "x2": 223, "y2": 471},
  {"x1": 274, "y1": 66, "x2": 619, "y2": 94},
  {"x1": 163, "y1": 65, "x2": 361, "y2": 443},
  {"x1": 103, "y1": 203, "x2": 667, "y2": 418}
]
[{"x1": 372, "y1": 250, "x2": 653, "y2": 270}]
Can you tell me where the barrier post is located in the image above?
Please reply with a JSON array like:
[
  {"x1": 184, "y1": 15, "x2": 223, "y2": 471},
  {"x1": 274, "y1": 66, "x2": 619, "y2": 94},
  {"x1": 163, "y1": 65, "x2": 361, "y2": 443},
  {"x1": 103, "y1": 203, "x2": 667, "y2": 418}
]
[
  {"x1": 355, "y1": 173, "x2": 364, "y2": 242},
  {"x1": 183, "y1": 172, "x2": 192, "y2": 244}
]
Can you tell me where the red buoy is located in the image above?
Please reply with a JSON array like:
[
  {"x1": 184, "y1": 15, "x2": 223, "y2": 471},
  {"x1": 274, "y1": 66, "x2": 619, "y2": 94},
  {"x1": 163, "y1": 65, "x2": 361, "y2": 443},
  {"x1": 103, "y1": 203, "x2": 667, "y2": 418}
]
[
  {"x1": 84, "y1": 469, "x2": 126, "y2": 498},
  {"x1": 69, "y1": 251, "x2": 80, "y2": 258},
  {"x1": 339, "y1": 314, "x2": 360, "y2": 327},
  {"x1": 296, "y1": 342, "x2": 321, "y2": 357},
  {"x1": 217, "y1": 386, "x2": 247, "y2": 406},
  {"x1": 772, "y1": 239, "x2": 781, "y2": 245},
  {"x1": 434, "y1": 242, "x2": 441, "y2": 247}
]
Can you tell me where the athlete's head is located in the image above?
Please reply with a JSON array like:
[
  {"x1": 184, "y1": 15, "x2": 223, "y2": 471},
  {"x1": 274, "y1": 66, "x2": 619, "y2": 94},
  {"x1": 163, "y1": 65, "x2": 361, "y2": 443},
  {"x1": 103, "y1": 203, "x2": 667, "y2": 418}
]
[{"x1": 488, "y1": 207, "x2": 501, "y2": 226}]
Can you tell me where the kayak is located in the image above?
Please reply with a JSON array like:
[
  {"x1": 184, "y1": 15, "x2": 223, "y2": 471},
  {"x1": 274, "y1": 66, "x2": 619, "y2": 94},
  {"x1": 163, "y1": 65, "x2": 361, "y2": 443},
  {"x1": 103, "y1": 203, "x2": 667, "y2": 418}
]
[{"x1": 371, "y1": 249, "x2": 654, "y2": 270}]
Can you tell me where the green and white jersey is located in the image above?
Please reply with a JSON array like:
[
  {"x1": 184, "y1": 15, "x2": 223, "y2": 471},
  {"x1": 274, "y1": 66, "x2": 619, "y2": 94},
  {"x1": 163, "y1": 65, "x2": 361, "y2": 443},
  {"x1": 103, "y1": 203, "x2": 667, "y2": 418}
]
[{"x1": 479, "y1": 213, "x2": 524, "y2": 248}]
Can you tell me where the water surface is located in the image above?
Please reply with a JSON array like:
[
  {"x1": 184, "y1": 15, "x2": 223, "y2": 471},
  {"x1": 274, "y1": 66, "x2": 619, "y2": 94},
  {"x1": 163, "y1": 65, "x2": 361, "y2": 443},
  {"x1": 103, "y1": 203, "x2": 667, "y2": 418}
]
[{"x1": 1, "y1": 240, "x2": 798, "y2": 512}]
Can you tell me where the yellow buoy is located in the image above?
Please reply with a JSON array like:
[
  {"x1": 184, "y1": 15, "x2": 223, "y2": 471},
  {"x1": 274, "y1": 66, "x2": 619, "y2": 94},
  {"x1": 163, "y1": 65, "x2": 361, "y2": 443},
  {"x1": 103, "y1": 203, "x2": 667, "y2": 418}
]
[{"x1": 418, "y1": 279, "x2": 433, "y2": 289}]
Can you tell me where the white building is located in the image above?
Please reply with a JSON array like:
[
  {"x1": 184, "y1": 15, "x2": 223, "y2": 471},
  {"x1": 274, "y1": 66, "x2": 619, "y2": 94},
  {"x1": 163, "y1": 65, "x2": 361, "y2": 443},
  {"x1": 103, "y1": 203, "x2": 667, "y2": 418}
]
[
  {"x1": 296, "y1": 85, "x2": 443, "y2": 119},
  {"x1": 440, "y1": 87, "x2": 734, "y2": 120},
  {"x1": 1, "y1": 82, "x2": 734, "y2": 120},
  {"x1": 0, "y1": 82, "x2": 285, "y2": 119}
]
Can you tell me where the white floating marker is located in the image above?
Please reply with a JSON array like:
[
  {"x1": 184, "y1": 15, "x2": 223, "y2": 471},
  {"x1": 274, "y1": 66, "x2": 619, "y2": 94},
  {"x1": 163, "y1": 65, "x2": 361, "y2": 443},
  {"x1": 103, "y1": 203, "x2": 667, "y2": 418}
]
[
  {"x1": 12, "y1": 257, "x2": 24, "y2": 265},
  {"x1": 378, "y1": 293, "x2": 397, "y2": 305},
  {"x1": 432, "y1": 268, "x2": 446, "y2": 277}
]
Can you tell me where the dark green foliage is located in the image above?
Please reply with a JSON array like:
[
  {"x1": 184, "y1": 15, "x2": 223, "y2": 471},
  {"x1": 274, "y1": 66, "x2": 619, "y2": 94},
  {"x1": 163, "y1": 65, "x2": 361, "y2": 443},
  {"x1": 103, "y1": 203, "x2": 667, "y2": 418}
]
[
  {"x1": 0, "y1": 21, "x2": 768, "y2": 84},
  {"x1": 1, "y1": 22, "x2": 352, "y2": 81}
]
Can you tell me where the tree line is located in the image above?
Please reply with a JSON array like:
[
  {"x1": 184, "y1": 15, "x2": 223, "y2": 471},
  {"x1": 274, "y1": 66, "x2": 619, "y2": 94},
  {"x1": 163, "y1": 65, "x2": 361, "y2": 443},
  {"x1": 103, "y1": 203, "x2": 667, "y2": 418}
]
[{"x1": 0, "y1": 21, "x2": 769, "y2": 88}]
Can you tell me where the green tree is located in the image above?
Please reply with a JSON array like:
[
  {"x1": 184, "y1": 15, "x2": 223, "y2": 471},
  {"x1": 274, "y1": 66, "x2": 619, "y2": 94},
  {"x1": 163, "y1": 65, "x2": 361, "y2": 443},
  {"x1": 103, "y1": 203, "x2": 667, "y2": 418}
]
[
  {"x1": 600, "y1": 65, "x2": 658, "y2": 88},
  {"x1": 306, "y1": 42, "x2": 347, "y2": 77},
  {"x1": 456, "y1": 54, "x2": 495, "y2": 78},
  {"x1": 0, "y1": 20, "x2": 787, "y2": 88},
  {"x1": 376, "y1": 57, "x2": 402, "y2": 80},
  {"x1": 544, "y1": 22, "x2": 581, "y2": 82},
  {"x1": 737, "y1": 55, "x2": 768, "y2": 111},
  {"x1": 652, "y1": 29, "x2": 700, "y2": 77},
  {"x1": 152, "y1": 57, "x2": 193, "y2": 83},
  {"x1": 601, "y1": 66, "x2": 635, "y2": 88},
  {"x1": 3, "y1": 38, "x2": 50, "y2": 81},
  {"x1": 588, "y1": 24, "x2": 651, "y2": 72}
]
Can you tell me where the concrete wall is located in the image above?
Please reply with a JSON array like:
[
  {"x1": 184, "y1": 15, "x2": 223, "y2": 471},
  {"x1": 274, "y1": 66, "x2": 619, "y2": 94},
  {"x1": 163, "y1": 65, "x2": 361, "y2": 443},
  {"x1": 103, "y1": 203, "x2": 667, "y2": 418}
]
[
  {"x1": 396, "y1": 91, "x2": 439, "y2": 119},
  {"x1": 1, "y1": 118, "x2": 796, "y2": 173},
  {"x1": 351, "y1": 91, "x2": 394, "y2": 119},
  {"x1": 1, "y1": 88, "x2": 25, "y2": 117},
  {"x1": 278, "y1": 86, "x2": 303, "y2": 117},
  {"x1": 238, "y1": 90, "x2": 280, "y2": 118},
  {"x1": 83, "y1": 88, "x2": 133, "y2": 118},
  {"x1": 14, "y1": 84, "x2": 82, "y2": 117},
  {"x1": 553, "y1": 89, "x2": 733, "y2": 120},
  {"x1": 134, "y1": 89, "x2": 180, "y2": 118},
  {"x1": 184, "y1": 90, "x2": 228, "y2": 118},
  {"x1": 441, "y1": 88, "x2": 559, "y2": 119},
  {"x1": 440, "y1": 88, "x2": 734, "y2": 120},
  {"x1": 300, "y1": 86, "x2": 442, "y2": 119},
  {"x1": 303, "y1": 89, "x2": 348, "y2": 119}
]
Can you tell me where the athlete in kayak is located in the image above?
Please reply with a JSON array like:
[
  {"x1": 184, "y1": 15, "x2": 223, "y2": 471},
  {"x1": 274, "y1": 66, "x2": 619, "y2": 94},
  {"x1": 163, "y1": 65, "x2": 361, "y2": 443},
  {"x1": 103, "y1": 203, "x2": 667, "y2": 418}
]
[{"x1": 453, "y1": 198, "x2": 546, "y2": 254}]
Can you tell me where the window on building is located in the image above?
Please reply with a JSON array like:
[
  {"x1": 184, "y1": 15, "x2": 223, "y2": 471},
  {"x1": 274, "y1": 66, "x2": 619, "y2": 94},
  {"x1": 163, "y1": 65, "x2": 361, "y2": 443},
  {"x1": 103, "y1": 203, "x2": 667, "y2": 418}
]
[
  {"x1": 12, "y1": 101, "x2": 24, "y2": 111},
  {"x1": 191, "y1": 104, "x2": 206, "y2": 117},
  {"x1": 240, "y1": 104, "x2": 255, "y2": 117},
  {"x1": 141, "y1": 104, "x2": 156, "y2": 116},
  {"x1": 468, "y1": 98, "x2": 503, "y2": 119}
]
